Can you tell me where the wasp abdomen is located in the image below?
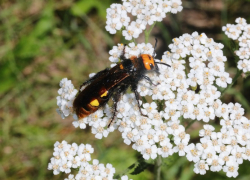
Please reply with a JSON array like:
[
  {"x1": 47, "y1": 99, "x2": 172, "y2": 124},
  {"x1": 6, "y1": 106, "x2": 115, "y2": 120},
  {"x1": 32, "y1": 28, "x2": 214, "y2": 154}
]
[
  {"x1": 77, "y1": 107, "x2": 91, "y2": 119},
  {"x1": 73, "y1": 86, "x2": 110, "y2": 119}
]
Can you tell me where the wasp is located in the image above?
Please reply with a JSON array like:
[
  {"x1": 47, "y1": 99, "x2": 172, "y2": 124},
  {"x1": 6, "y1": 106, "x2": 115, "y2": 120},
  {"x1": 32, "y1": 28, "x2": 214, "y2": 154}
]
[{"x1": 73, "y1": 39, "x2": 170, "y2": 126}]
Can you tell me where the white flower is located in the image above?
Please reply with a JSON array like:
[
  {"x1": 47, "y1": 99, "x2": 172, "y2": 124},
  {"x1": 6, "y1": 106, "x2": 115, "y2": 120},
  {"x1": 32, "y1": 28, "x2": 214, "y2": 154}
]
[
  {"x1": 167, "y1": 120, "x2": 182, "y2": 135},
  {"x1": 185, "y1": 143, "x2": 201, "y2": 162},
  {"x1": 122, "y1": 23, "x2": 140, "y2": 40},
  {"x1": 142, "y1": 144, "x2": 158, "y2": 160},
  {"x1": 99, "y1": 163, "x2": 115, "y2": 178},
  {"x1": 220, "y1": 118, "x2": 233, "y2": 129},
  {"x1": 164, "y1": 108, "x2": 181, "y2": 121},
  {"x1": 190, "y1": 106, "x2": 204, "y2": 121},
  {"x1": 196, "y1": 137, "x2": 213, "y2": 153},
  {"x1": 199, "y1": 125, "x2": 215, "y2": 139},
  {"x1": 216, "y1": 72, "x2": 232, "y2": 88},
  {"x1": 60, "y1": 144, "x2": 74, "y2": 161},
  {"x1": 141, "y1": 102, "x2": 158, "y2": 119},
  {"x1": 154, "y1": 130, "x2": 169, "y2": 146},
  {"x1": 74, "y1": 117, "x2": 88, "y2": 129},
  {"x1": 171, "y1": 0, "x2": 183, "y2": 14},
  {"x1": 191, "y1": 44, "x2": 207, "y2": 58},
  {"x1": 173, "y1": 140, "x2": 189, "y2": 156},
  {"x1": 235, "y1": 17, "x2": 247, "y2": 26},
  {"x1": 170, "y1": 44, "x2": 188, "y2": 59},
  {"x1": 223, "y1": 160, "x2": 239, "y2": 178},
  {"x1": 132, "y1": 135, "x2": 148, "y2": 152},
  {"x1": 208, "y1": 155, "x2": 224, "y2": 172},
  {"x1": 71, "y1": 156, "x2": 81, "y2": 168},
  {"x1": 236, "y1": 47, "x2": 250, "y2": 59},
  {"x1": 92, "y1": 159, "x2": 104, "y2": 176},
  {"x1": 79, "y1": 154, "x2": 91, "y2": 167},
  {"x1": 60, "y1": 160, "x2": 72, "y2": 173},
  {"x1": 174, "y1": 131, "x2": 190, "y2": 144},
  {"x1": 216, "y1": 103, "x2": 229, "y2": 119},
  {"x1": 243, "y1": 144, "x2": 250, "y2": 161},
  {"x1": 158, "y1": 141, "x2": 174, "y2": 158},
  {"x1": 231, "y1": 146, "x2": 245, "y2": 164},
  {"x1": 202, "y1": 107, "x2": 215, "y2": 122},
  {"x1": 78, "y1": 144, "x2": 94, "y2": 157},
  {"x1": 105, "y1": 19, "x2": 122, "y2": 34},
  {"x1": 109, "y1": 44, "x2": 124, "y2": 62},
  {"x1": 138, "y1": 42, "x2": 155, "y2": 55},
  {"x1": 193, "y1": 160, "x2": 209, "y2": 175},
  {"x1": 141, "y1": 11, "x2": 156, "y2": 25},
  {"x1": 217, "y1": 128, "x2": 232, "y2": 144},
  {"x1": 65, "y1": 174, "x2": 75, "y2": 180},
  {"x1": 91, "y1": 120, "x2": 109, "y2": 139},
  {"x1": 180, "y1": 101, "x2": 194, "y2": 119},
  {"x1": 122, "y1": 128, "x2": 138, "y2": 145},
  {"x1": 54, "y1": 140, "x2": 68, "y2": 152},
  {"x1": 154, "y1": 7, "x2": 166, "y2": 22},
  {"x1": 238, "y1": 35, "x2": 248, "y2": 47},
  {"x1": 238, "y1": 59, "x2": 250, "y2": 72},
  {"x1": 77, "y1": 163, "x2": 93, "y2": 177},
  {"x1": 48, "y1": 157, "x2": 61, "y2": 175}
]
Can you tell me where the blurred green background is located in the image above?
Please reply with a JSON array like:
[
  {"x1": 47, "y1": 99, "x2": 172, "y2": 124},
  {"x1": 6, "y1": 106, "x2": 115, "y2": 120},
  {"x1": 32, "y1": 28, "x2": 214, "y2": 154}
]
[{"x1": 0, "y1": 0, "x2": 250, "y2": 179}]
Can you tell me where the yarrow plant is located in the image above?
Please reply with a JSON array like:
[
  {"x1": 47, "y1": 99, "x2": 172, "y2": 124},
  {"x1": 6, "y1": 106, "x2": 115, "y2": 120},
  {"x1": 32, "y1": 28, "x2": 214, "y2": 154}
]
[
  {"x1": 48, "y1": 141, "x2": 124, "y2": 179},
  {"x1": 50, "y1": 0, "x2": 250, "y2": 179},
  {"x1": 105, "y1": 0, "x2": 183, "y2": 41},
  {"x1": 222, "y1": 17, "x2": 250, "y2": 73}
]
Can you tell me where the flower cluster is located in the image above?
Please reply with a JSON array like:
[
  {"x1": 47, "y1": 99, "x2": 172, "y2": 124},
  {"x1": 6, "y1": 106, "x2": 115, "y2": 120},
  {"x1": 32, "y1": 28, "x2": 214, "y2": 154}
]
[
  {"x1": 56, "y1": 78, "x2": 78, "y2": 119},
  {"x1": 222, "y1": 17, "x2": 250, "y2": 73},
  {"x1": 48, "y1": 141, "x2": 117, "y2": 179},
  {"x1": 57, "y1": 32, "x2": 250, "y2": 177},
  {"x1": 105, "y1": 0, "x2": 183, "y2": 40}
]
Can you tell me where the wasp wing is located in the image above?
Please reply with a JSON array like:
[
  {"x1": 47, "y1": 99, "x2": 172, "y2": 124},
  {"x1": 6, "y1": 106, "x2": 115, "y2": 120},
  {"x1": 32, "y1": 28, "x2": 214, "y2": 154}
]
[{"x1": 73, "y1": 64, "x2": 130, "y2": 118}]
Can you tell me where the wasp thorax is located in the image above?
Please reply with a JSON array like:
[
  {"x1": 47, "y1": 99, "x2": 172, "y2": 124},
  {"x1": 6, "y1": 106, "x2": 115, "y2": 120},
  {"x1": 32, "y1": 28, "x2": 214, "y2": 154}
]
[{"x1": 141, "y1": 54, "x2": 155, "y2": 70}]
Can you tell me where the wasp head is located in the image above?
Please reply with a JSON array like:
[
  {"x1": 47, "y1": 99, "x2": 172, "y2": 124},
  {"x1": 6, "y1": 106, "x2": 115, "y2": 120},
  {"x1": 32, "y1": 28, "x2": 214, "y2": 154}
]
[{"x1": 141, "y1": 54, "x2": 160, "y2": 74}]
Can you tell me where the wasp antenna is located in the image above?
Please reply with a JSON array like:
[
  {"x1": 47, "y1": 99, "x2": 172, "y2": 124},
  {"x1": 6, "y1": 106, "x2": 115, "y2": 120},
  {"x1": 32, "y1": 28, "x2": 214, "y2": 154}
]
[
  {"x1": 154, "y1": 38, "x2": 158, "y2": 49},
  {"x1": 153, "y1": 38, "x2": 158, "y2": 57},
  {"x1": 155, "y1": 62, "x2": 171, "y2": 67}
]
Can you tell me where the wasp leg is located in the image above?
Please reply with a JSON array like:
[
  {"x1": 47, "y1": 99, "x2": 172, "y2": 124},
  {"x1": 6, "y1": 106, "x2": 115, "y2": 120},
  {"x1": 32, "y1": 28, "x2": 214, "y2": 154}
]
[
  {"x1": 108, "y1": 99, "x2": 118, "y2": 128},
  {"x1": 108, "y1": 84, "x2": 129, "y2": 127},
  {"x1": 79, "y1": 68, "x2": 109, "y2": 90},
  {"x1": 131, "y1": 85, "x2": 148, "y2": 118},
  {"x1": 142, "y1": 75, "x2": 159, "y2": 86}
]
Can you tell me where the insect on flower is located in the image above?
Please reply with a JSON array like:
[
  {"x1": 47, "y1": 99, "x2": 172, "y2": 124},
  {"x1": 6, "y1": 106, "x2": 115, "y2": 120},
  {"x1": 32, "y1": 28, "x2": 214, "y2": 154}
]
[{"x1": 73, "y1": 39, "x2": 170, "y2": 126}]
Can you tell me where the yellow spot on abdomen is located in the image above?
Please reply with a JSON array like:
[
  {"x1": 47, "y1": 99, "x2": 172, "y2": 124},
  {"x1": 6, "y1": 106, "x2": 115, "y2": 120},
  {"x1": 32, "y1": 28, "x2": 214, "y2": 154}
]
[
  {"x1": 100, "y1": 91, "x2": 108, "y2": 97},
  {"x1": 120, "y1": 64, "x2": 124, "y2": 69},
  {"x1": 90, "y1": 99, "x2": 99, "y2": 107}
]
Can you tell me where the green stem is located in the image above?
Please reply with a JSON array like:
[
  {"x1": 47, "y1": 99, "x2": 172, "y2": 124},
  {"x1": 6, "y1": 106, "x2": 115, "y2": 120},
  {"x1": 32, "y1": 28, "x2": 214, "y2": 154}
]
[
  {"x1": 220, "y1": 70, "x2": 242, "y2": 97},
  {"x1": 145, "y1": 22, "x2": 157, "y2": 43},
  {"x1": 154, "y1": 155, "x2": 162, "y2": 180}
]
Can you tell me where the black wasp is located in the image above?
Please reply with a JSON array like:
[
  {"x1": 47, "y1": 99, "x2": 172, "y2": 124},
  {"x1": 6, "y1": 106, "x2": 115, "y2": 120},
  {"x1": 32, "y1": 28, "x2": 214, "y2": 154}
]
[{"x1": 73, "y1": 39, "x2": 170, "y2": 126}]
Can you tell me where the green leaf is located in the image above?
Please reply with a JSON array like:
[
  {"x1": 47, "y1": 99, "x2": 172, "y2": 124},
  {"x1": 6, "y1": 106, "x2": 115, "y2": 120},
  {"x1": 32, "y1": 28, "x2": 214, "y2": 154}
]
[
  {"x1": 130, "y1": 159, "x2": 150, "y2": 175},
  {"x1": 128, "y1": 163, "x2": 136, "y2": 170}
]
